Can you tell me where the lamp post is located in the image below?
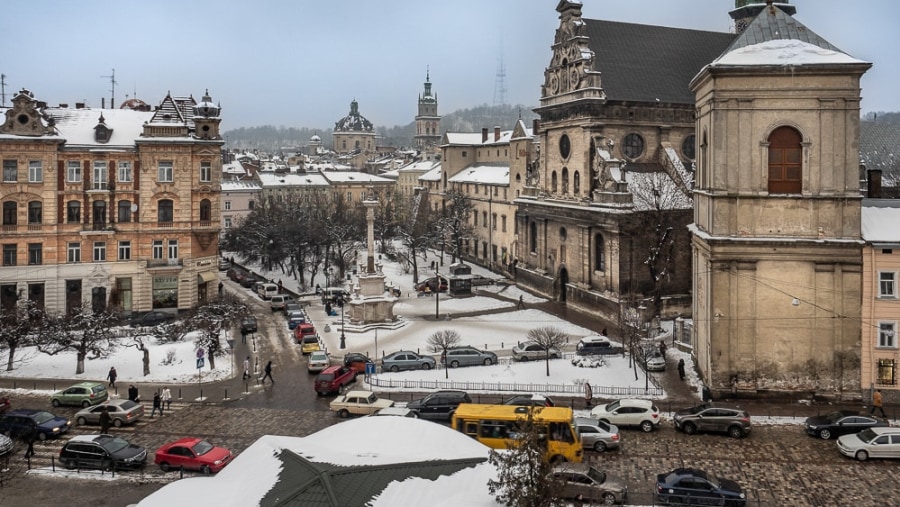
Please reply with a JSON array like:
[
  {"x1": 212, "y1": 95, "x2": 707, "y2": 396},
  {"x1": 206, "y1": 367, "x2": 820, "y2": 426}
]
[
  {"x1": 434, "y1": 265, "x2": 440, "y2": 319},
  {"x1": 339, "y1": 295, "x2": 346, "y2": 349}
]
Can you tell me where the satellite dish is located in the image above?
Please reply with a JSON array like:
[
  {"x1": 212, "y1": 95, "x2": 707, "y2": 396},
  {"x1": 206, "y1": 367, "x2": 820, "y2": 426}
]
[{"x1": 131, "y1": 204, "x2": 138, "y2": 212}]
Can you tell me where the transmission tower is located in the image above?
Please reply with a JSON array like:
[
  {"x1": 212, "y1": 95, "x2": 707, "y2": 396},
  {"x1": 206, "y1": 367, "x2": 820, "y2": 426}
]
[
  {"x1": 492, "y1": 54, "x2": 508, "y2": 110},
  {"x1": 101, "y1": 68, "x2": 117, "y2": 108}
]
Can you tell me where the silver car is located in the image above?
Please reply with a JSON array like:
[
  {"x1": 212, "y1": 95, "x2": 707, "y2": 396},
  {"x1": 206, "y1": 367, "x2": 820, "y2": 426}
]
[
  {"x1": 74, "y1": 399, "x2": 145, "y2": 427},
  {"x1": 575, "y1": 417, "x2": 620, "y2": 452},
  {"x1": 837, "y1": 427, "x2": 900, "y2": 461},
  {"x1": 441, "y1": 346, "x2": 498, "y2": 367},
  {"x1": 550, "y1": 463, "x2": 628, "y2": 505},
  {"x1": 511, "y1": 341, "x2": 561, "y2": 361},
  {"x1": 0, "y1": 433, "x2": 13, "y2": 457},
  {"x1": 380, "y1": 351, "x2": 436, "y2": 372}
]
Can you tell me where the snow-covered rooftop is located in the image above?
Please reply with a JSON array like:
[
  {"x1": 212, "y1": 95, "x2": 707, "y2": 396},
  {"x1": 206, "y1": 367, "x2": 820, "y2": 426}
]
[
  {"x1": 712, "y1": 39, "x2": 867, "y2": 67},
  {"x1": 257, "y1": 172, "x2": 329, "y2": 188},
  {"x1": 45, "y1": 107, "x2": 154, "y2": 148},
  {"x1": 447, "y1": 163, "x2": 510, "y2": 185},
  {"x1": 321, "y1": 170, "x2": 393, "y2": 184},
  {"x1": 862, "y1": 200, "x2": 900, "y2": 244}
]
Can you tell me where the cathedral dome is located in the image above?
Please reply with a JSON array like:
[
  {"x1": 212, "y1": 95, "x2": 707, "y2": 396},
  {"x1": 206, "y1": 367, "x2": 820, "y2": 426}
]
[
  {"x1": 193, "y1": 89, "x2": 220, "y2": 118},
  {"x1": 334, "y1": 99, "x2": 374, "y2": 132}
]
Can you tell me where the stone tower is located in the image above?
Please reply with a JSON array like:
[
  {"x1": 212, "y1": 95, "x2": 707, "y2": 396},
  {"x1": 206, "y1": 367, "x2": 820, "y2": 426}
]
[{"x1": 414, "y1": 69, "x2": 441, "y2": 158}]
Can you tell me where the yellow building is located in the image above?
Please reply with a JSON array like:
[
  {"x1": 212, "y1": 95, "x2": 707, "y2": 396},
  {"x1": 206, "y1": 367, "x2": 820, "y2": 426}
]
[{"x1": 0, "y1": 88, "x2": 223, "y2": 316}]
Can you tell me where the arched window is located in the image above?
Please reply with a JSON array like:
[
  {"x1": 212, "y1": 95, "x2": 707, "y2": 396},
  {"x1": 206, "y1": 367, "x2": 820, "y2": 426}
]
[
  {"x1": 551, "y1": 171, "x2": 558, "y2": 193},
  {"x1": 529, "y1": 221, "x2": 538, "y2": 253},
  {"x1": 594, "y1": 234, "x2": 605, "y2": 271},
  {"x1": 768, "y1": 126, "x2": 802, "y2": 194},
  {"x1": 118, "y1": 200, "x2": 131, "y2": 223},
  {"x1": 199, "y1": 199, "x2": 211, "y2": 222},
  {"x1": 27, "y1": 201, "x2": 42, "y2": 224},
  {"x1": 562, "y1": 168, "x2": 569, "y2": 195},
  {"x1": 67, "y1": 201, "x2": 82, "y2": 223},
  {"x1": 158, "y1": 199, "x2": 174, "y2": 223},
  {"x1": 2, "y1": 201, "x2": 16, "y2": 225},
  {"x1": 573, "y1": 171, "x2": 581, "y2": 195}
]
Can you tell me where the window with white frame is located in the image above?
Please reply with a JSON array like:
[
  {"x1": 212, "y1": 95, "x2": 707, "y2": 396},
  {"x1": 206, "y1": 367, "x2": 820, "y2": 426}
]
[
  {"x1": 168, "y1": 239, "x2": 178, "y2": 260},
  {"x1": 879, "y1": 271, "x2": 897, "y2": 298},
  {"x1": 28, "y1": 161, "x2": 42, "y2": 183},
  {"x1": 223, "y1": 200, "x2": 232, "y2": 211},
  {"x1": 118, "y1": 240, "x2": 131, "y2": 261},
  {"x1": 93, "y1": 161, "x2": 108, "y2": 190},
  {"x1": 200, "y1": 161, "x2": 211, "y2": 182},
  {"x1": 67, "y1": 161, "x2": 82, "y2": 182},
  {"x1": 878, "y1": 322, "x2": 897, "y2": 348},
  {"x1": 93, "y1": 241, "x2": 106, "y2": 262},
  {"x1": 224, "y1": 216, "x2": 232, "y2": 228},
  {"x1": 67, "y1": 242, "x2": 81, "y2": 263},
  {"x1": 118, "y1": 161, "x2": 132, "y2": 182},
  {"x1": 152, "y1": 240, "x2": 163, "y2": 259},
  {"x1": 158, "y1": 161, "x2": 174, "y2": 182}
]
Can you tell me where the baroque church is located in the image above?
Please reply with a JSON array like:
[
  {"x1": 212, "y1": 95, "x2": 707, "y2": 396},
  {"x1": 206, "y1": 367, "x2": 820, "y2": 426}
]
[{"x1": 521, "y1": 0, "x2": 871, "y2": 398}]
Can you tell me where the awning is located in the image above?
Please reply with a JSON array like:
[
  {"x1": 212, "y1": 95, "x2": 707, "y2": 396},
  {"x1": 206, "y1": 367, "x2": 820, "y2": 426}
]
[{"x1": 198, "y1": 271, "x2": 218, "y2": 283}]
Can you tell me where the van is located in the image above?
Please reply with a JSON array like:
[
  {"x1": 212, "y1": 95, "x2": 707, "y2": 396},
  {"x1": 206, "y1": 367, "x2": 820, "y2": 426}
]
[
  {"x1": 576, "y1": 335, "x2": 624, "y2": 356},
  {"x1": 257, "y1": 283, "x2": 278, "y2": 300},
  {"x1": 269, "y1": 294, "x2": 292, "y2": 312},
  {"x1": 322, "y1": 287, "x2": 348, "y2": 303}
]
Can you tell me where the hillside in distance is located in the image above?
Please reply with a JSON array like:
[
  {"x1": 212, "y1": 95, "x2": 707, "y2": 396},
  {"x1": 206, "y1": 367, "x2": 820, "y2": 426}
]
[{"x1": 223, "y1": 103, "x2": 539, "y2": 153}]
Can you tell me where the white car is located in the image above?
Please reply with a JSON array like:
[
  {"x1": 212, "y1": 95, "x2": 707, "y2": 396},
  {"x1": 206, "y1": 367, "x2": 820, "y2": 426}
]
[
  {"x1": 512, "y1": 341, "x2": 561, "y2": 361},
  {"x1": 590, "y1": 398, "x2": 661, "y2": 432},
  {"x1": 644, "y1": 352, "x2": 666, "y2": 372},
  {"x1": 837, "y1": 427, "x2": 900, "y2": 461},
  {"x1": 330, "y1": 391, "x2": 394, "y2": 418},
  {"x1": 307, "y1": 351, "x2": 330, "y2": 373},
  {"x1": 372, "y1": 407, "x2": 418, "y2": 418}
]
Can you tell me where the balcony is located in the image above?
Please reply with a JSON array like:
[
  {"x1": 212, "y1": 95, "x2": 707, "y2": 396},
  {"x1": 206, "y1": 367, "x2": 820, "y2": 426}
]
[{"x1": 147, "y1": 258, "x2": 183, "y2": 268}]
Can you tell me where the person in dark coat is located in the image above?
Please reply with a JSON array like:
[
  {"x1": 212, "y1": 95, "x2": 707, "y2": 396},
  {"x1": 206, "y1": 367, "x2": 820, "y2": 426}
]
[
  {"x1": 127, "y1": 384, "x2": 139, "y2": 402},
  {"x1": 99, "y1": 406, "x2": 112, "y2": 434},
  {"x1": 23, "y1": 428, "x2": 37, "y2": 459},
  {"x1": 150, "y1": 392, "x2": 163, "y2": 417},
  {"x1": 677, "y1": 358, "x2": 686, "y2": 380},
  {"x1": 107, "y1": 367, "x2": 117, "y2": 388},
  {"x1": 261, "y1": 360, "x2": 274, "y2": 384}
]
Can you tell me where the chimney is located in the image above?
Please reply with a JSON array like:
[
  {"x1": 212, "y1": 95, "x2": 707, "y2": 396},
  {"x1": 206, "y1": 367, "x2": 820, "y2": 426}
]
[
  {"x1": 532, "y1": 119, "x2": 540, "y2": 135},
  {"x1": 868, "y1": 169, "x2": 883, "y2": 198},
  {"x1": 482, "y1": 128, "x2": 488, "y2": 143},
  {"x1": 494, "y1": 126, "x2": 501, "y2": 142},
  {"x1": 76, "y1": 102, "x2": 85, "y2": 109},
  {"x1": 59, "y1": 103, "x2": 68, "y2": 108},
  {"x1": 102, "y1": 98, "x2": 105, "y2": 109}
]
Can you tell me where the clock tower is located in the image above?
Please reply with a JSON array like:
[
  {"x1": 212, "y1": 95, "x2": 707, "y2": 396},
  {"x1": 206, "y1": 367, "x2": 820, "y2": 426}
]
[{"x1": 414, "y1": 68, "x2": 441, "y2": 158}]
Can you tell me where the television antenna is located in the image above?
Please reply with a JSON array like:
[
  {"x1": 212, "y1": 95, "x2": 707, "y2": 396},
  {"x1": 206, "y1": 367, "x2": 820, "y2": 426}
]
[{"x1": 101, "y1": 68, "x2": 118, "y2": 108}]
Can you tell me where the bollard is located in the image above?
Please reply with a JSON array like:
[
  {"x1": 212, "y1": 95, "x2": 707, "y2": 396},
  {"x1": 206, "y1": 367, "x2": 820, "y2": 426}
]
[
  {"x1": 200, "y1": 389, "x2": 203, "y2": 401},
  {"x1": 224, "y1": 389, "x2": 228, "y2": 400},
  {"x1": 178, "y1": 388, "x2": 182, "y2": 400}
]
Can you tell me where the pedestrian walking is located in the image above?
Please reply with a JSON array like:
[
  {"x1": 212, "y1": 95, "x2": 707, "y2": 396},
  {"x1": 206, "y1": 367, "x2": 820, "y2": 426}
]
[
  {"x1": 243, "y1": 356, "x2": 251, "y2": 380},
  {"x1": 218, "y1": 281, "x2": 224, "y2": 296},
  {"x1": 106, "y1": 366, "x2": 117, "y2": 388},
  {"x1": 23, "y1": 429, "x2": 36, "y2": 459},
  {"x1": 150, "y1": 392, "x2": 163, "y2": 417},
  {"x1": 517, "y1": 295, "x2": 525, "y2": 310},
  {"x1": 584, "y1": 382, "x2": 593, "y2": 407},
  {"x1": 871, "y1": 388, "x2": 887, "y2": 418},
  {"x1": 659, "y1": 341, "x2": 667, "y2": 356},
  {"x1": 161, "y1": 386, "x2": 172, "y2": 411},
  {"x1": 127, "y1": 384, "x2": 139, "y2": 403},
  {"x1": 99, "y1": 406, "x2": 112, "y2": 434},
  {"x1": 277, "y1": 279, "x2": 283, "y2": 293},
  {"x1": 261, "y1": 360, "x2": 274, "y2": 384},
  {"x1": 677, "y1": 358, "x2": 686, "y2": 381}
]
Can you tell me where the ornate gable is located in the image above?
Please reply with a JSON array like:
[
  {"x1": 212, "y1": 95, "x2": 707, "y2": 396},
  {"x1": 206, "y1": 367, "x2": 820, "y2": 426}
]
[
  {"x1": 542, "y1": 1, "x2": 603, "y2": 101},
  {"x1": 1, "y1": 88, "x2": 55, "y2": 136}
]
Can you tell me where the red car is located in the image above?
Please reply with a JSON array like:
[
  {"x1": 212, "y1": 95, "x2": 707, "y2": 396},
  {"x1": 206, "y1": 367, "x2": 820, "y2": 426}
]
[
  {"x1": 315, "y1": 365, "x2": 357, "y2": 395},
  {"x1": 0, "y1": 397, "x2": 10, "y2": 414},
  {"x1": 154, "y1": 437, "x2": 233, "y2": 474}
]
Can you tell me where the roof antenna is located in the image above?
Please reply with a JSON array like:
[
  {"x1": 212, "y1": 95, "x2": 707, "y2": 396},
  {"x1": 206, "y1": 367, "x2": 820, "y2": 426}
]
[{"x1": 101, "y1": 68, "x2": 117, "y2": 109}]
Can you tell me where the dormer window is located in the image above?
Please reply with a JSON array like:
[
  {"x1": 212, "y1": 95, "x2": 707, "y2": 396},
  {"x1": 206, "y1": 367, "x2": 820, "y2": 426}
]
[{"x1": 95, "y1": 125, "x2": 110, "y2": 143}]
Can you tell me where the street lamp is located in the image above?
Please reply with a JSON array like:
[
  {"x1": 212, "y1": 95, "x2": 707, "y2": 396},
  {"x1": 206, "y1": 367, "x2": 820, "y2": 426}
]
[{"x1": 339, "y1": 295, "x2": 346, "y2": 349}]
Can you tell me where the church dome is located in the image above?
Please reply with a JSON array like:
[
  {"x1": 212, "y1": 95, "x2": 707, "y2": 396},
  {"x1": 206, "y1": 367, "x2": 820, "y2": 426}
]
[
  {"x1": 193, "y1": 89, "x2": 220, "y2": 118},
  {"x1": 334, "y1": 99, "x2": 374, "y2": 132},
  {"x1": 311, "y1": 134, "x2": 321, "y2": 142}
]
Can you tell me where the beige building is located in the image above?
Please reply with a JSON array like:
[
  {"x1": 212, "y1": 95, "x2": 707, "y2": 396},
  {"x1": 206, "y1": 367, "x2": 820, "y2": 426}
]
[
  {"x1": 0, "y1": 89, "x2": 223, "y2": 316},
  {"x1": 332, "y1": 100, "x2": 376, "y2": 170},
  {"x1": 221, "y1": 179, "x2": 261, "y2": 232},
  {"x1": 690, "y1": 4, "x2": 871, "y2": 397}
]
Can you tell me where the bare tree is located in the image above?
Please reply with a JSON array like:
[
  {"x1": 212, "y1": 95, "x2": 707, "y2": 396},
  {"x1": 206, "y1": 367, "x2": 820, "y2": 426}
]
[
  {"x1": 440, "y1": 189, "x2": 475, "y2": 263},
  {"x1": 525, "y1": 327, "x2": 569, "y2": 377},
  {"x1": 35, "y1": 305, "x2": 119, "y2": 375},
  {"x1": 188, "y1": 296, "x2": 249, "y2": 370},
  {"x1": 426, "y1": 329, "x2": 461, "y2": 379},
  {"x1": 0, "y1": 299, "x2": 43, "y2": 371},
  {"x1": 395, "y1": 191, "x2": 437, "y2": 286}
]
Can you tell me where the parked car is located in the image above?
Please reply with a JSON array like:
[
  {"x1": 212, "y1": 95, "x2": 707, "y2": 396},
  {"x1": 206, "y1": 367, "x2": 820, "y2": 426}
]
[
  {"x1": 575, "y1": 417, "x2": 620, "y2": 452},
  {"x1": 300, "y1": 335, "x2": 321, "y2": 355},
  {"x1": 804, "y1": 410, "x2": 890, "y2": 440},
  {"x1": 256, "y1": 282, "x2": 279, "y2": 300},
  {"x1": 0, "y1": 433, "x2": 12, "y2": 457},
  {"x1": 381, "y1": 350, "x2": 436, "y2": 372},
  {"x1": 283, "y1": 301, "x2": 303, "y2": 316},
  {"x1": 51, "y1": 381, "x2": 109, "y2": 408},
  {"x1": 590, "y1": 399, "x2": 661, "y2": 432},
  {"x1": 315, "y1": 365, "x2": 357, "y2": 395},
  {"x1": 240, "y1": 316, "x2": 258, "y2": 334},
  {"x1": 441, "y1": 346, "x2": 498, "y2": 368},
  {"x1": 576, "y1": 335, "x2": 625, "y2": 356},
  {"x1": 0, "y1": 396, "x2": 11, "y2": 414},
  {"x1": 643, "y1": 351, "x2": 666, "y2": 372},
  {"x1": 502, "y1": 394, "x2": 556, "y2": 407},
  {"x1": 0, "y1": 409, "x2": 71, "y2": 440},
  {"x1": 59, "y1": 434, "x2": 147, "y2": 471},
  {"x1": 154, "y1": 437, "x2": 234, "y2": 474},
  {"x1": 343, "y1": 352, "x2": 375, "y2": 374},
  {"x1": 129, "y1": 310, "x2": 175, "y2": 328},
  {"x1": 656, "y1": 468, "x2": 746, "y2": 506},
  {"x1": 226, "y1": 267, "x2": 246, "y2": 283},
  {"x1": 511, "y1": 341, "x2": 561, "y2": 362},
  {"x1": 307, "y1": 350, "x2": 330, "y2": 373},
  {"x1": 75, "y1": 399, "x2": 144, "y2": 427},
  {"x1": 217, "y1": 258, "x2": 231, "y2": 271},
  {"x1": 837, "y1": 427, "x2": 900, "y2": 461},
  {"x1": 287, "y1": 311, "x2": 307, "y2": 330},
  {"x1": 672, "y1": 402, "x2": 752, "y2": 439},
  {"x1": 415, "y1": 276, "x2": 448, "y2": 293},
  {"x1": 550, "y1": 463, "x2": 628, "y2": 505},
  {"x1": 240, "y1": 273, "x2": 262, "y2": 288},
  {"x1": 373, "y1": 407, "x2": 418, "y2": 418},
  {"x1": 330, "y1": 390, "x2": 394, "y2": 418},
  {"x1": 269, "y1": 294, "x2": 292, "y2": 312},
  {"x1": 406, "y1": 390, "x2": 472, "y2": 421}
]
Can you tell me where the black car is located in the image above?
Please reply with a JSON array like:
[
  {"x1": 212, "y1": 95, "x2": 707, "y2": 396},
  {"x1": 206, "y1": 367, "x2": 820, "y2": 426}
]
[
  {"x1": 502, "y1": 394, "x2": 556, "y2": 407},
  {"x1": 0, "y1": 409, "x2": 71, "y2": 440},
  {"x1": 804, "y1": 410, "x2": 890, "y2": 440},
  {"x1": 240, "y1": 316, "x2": 258, "y2": 334},
  {"x1": 130, "y1": 310, "x2": 175, "y2": 328},
  {"x1": 656, "y1": 468, "x2": 746, "y2": 507},
  {"x1": 59, "y1": 434, "x2": 147, "y2": 471},
  {"x1": 406, "y1": 390, "x2": 472, "y2": 421}
]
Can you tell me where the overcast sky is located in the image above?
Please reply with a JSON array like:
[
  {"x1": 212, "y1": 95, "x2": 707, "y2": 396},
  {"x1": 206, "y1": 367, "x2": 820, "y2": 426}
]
[{"x1": 2, "y1": 0, "x2": 896, "y2": 131}]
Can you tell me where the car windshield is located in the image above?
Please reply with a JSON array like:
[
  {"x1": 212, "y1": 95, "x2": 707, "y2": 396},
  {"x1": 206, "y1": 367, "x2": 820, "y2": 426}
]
[
  {"x1": 604, "y1": 400, "x2": 620, "y2": 412},
  {"x1": 118, "y1": 400, "x2": 138, "y2": 410},
  {"x1": 702, "y1": 472, "x2": 719, "y2": 488},
  {"x1": 318, "y1": 373, "x2": 334, "y2": 381},
  {"x1": 857, "y1": 428, "x2": 878, "y2": 443},
  {"x1": 303, "y1": 336, "x2": 318, "y2": 344},
  {"x1": 586, "y1": 467, "x2": 606, "y2": 484},
  {"x1": 192, "y1": 440, "x2": 215, "y2": 456},
  {"x1": 102, "y1": 436, "x2": 131, "y2": 453},
  {"x1": 596, "y1": 419, "x2": 612, "y2": 431},
  {"x1": 33, "y1": 412, "x2": 56, "y2": 424}
]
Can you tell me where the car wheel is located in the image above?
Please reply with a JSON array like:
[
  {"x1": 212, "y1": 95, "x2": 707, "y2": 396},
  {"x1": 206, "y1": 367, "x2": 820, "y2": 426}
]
[
  {"x1": 601, "y1": 492, "x2": 617, "y2": 505},
  {"x1": 113, "y1": 418, "x2": 124, "y2": 428},
  {"x1": 410, "y1": 411, "x2": 419, "y2": 419},
  {"x1": 519, "y1": 356, "x2": 530, "y2": 362},
  {"x1": 51, "y1": 399, "x2": 61, "y2": 408},
  {"x1": 640, "y1": 420, "x2": 655, "y2": 433},
  {"x1": 421, "y1": 363, "x2": 432, "y2": 370},
  {"x1": 339, "y1": 409, "x2": 350, "y2": 419},
  {"x1": 593, "y1": 441, "x2": 607, "y2": 453},
  {"x1": 76, "y1": 416, "x2": 87, "y2": 426},
  {"x1": 450, "y1": 361, "x2": 460, "y2": 368},
  {"x1": 200, "y1": 465, "x2": 212, "y2": 475},
  {"x1": 728, "y1": 425, "x2": 744, "y2": 439},
  {"x1": 390, "y1": 365, "x2": 400, "y2": 373},
  {"x1": 37, "y1": 432, "x2": 47, "y2": 441},
  {"x1": 484, "y1": 358, "x2": 493, "y2": 366},
  {"x1": 82, "y1": 400, "x2": 91, "y2": 408},
  {"x1": 856, "y1": 450, "x2": 869, "y2": 462},
  {"x1": 159, "y1": 462, "x2": 171, "y2": 472},
  {"x1": 682, "y1": 422, "x2": 697, "y2": 435},
  {"x1": 818, "y1": 429, "x2": 832, "y2": 440}
]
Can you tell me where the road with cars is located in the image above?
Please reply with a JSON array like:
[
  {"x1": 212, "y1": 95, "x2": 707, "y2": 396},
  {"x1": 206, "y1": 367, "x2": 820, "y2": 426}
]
[{"x1": 1, "y1": 280, "x2": 899, "y2": 506}]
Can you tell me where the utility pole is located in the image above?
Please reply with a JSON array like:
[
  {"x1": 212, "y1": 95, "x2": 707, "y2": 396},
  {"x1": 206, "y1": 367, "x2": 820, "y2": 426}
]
[
  {"x1": 0, "y1": 73, "x2": 7, "y2": 106},
  {"x1": 101, "y1": 68, "x2": 117, "y2": 108}
]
